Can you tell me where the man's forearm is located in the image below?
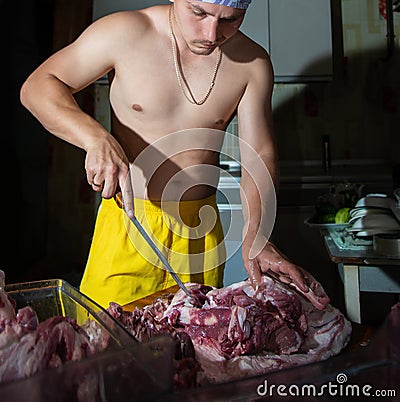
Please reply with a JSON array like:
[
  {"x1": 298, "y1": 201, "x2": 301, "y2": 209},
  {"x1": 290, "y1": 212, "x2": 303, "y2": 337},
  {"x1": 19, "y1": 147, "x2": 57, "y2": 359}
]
[
  {"x1": 20, "y1": 73, "x2": 109, "y2": 150},
  {"x1": 239, "y1": 148, "x2": 278, "y2": 256}
]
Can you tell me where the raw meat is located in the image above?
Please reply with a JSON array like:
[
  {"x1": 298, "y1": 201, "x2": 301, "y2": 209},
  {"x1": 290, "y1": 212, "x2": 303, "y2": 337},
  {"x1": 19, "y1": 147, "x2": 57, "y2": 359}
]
[
  {"x1": 187, "y1": 280, "x2": 350, "y2": 382},
  {"x1": 0, "y1": 270, "x2": 17, "y2": 333},
  {"x1": 163, "y1": 279, "x2": 308, "y2": 358},
  {"x1": 107, "y1": 298, "x2": 205, "y2": 389},
  {"x1": 0, "y1": 270, "x2": 110, "y2": 385},
  {"x1": 109, "y1": 275, "x2": 351, "y2": 384}
]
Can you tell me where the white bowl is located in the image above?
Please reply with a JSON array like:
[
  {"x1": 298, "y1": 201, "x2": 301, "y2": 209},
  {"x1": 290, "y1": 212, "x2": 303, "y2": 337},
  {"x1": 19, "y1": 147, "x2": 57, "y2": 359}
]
[
  {"x1": 349, "y1": 213, "x2": 400, "y2": 232},
  {"x1": 355, "y1": 196, "x2": 395, "y2": 209}
]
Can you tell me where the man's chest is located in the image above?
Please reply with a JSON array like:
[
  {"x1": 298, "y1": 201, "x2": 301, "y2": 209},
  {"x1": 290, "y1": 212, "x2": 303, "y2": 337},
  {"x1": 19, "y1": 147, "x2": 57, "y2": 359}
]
[{"x1": 109, "y1": 51, "x2": 246, "y2": 132}]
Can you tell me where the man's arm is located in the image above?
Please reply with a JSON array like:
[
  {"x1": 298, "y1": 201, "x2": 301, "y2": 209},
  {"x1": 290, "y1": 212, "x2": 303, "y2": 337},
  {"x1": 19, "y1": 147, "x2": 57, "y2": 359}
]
[
  {"x1": 20, "y1": 12, "x2": 142, "y2": 215},
  {"x1": 237, "y1": 51, "x2": 329, "y2": 310}
]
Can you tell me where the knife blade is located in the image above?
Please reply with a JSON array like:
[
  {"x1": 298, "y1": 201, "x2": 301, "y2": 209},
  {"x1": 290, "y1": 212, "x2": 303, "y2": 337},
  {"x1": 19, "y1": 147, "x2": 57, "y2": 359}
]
[
  {"x1": 129, "y1": 214, "x2": 193, "y2": 299},
  {"x1": 114, "y1": 191, "x2": 193, "y2": 298}
]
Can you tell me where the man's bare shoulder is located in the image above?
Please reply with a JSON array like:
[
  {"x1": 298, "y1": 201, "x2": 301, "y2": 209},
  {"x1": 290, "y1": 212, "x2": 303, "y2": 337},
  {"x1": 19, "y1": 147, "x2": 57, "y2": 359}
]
[
  {"x1": 91, "y1": 5, "x2": 168, "y2": 39},
  {"x1": 90, "y1": 11, "x2": 148, "y2": 39}
]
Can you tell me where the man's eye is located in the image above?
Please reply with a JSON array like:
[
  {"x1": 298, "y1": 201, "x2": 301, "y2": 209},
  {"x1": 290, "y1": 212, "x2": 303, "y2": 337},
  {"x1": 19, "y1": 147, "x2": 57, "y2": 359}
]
[{"x1": 193, "y1": 10, "x2": 206, "y2": 17}]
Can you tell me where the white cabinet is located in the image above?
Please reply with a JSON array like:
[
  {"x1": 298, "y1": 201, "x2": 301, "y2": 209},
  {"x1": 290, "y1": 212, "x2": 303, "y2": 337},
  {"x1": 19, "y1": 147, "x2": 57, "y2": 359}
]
[
  {"x1": 269, "y1": 0, "x2": 333, "y2": 82},
  {"x1": 240, "y1": 0, "x2": 270, "y2": 51},
  {"x1": 240, "y1": 0, "x2": 333, "y2": 82}
]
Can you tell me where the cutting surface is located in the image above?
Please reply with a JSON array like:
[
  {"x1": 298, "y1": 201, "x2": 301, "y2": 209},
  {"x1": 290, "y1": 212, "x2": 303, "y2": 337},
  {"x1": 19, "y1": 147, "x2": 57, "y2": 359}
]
[{"x1": 123, "y1": 285, "x2": 179, "y2": 311}]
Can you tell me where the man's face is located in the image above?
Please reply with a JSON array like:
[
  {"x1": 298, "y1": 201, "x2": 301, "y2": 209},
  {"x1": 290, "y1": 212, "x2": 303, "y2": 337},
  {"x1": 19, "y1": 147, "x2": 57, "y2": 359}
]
[{"x1": 172, "y1": 0, "x2": 246, "y2": 55}]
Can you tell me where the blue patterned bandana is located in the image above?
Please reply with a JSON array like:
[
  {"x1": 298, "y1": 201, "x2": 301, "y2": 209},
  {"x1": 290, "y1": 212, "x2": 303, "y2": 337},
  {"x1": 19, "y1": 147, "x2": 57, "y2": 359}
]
[{"x1": 196, "y1": 0, "x2": 252, "y2": 9}]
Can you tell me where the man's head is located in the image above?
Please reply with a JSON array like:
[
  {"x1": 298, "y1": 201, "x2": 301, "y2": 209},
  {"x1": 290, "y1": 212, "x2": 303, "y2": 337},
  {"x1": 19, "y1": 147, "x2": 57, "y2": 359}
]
[
  {"x1": 195, "y1": 0, "x2": 251, "y2": 10},
  {"x1": 171, "y1": 0, "x2": 248, "y2": 55}
]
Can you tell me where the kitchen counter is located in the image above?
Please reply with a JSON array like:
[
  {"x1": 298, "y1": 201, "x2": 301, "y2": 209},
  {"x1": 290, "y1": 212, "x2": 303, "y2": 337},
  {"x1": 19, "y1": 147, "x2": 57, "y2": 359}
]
[
  {"x1": 279, "y1": 162, "x2": 393, "y2": 184},
  {"x1": 221, "y1": 160, "x2": 393, "y2": 182},
  {"x1": 321, "y1": 228, "x2": 400, "y2": 324},
  {"x1": 219, "y1": 160, "x2": 394, "y2": 207}
]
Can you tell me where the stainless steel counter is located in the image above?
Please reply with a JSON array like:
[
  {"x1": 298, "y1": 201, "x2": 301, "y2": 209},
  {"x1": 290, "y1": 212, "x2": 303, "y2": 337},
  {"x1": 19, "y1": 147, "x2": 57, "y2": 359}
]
[{"x1": 321, "y1": 228, "x2": 400, "y2": 324}]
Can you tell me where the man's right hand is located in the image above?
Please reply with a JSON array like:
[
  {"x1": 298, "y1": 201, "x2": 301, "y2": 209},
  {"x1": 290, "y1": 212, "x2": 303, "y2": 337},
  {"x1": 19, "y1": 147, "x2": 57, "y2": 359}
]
[{"x1": 84, "y1": 134, "x2": 134, "y2": 217}]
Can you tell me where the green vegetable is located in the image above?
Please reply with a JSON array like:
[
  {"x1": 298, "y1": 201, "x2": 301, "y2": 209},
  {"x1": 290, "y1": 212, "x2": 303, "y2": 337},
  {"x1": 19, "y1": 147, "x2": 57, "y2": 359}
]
[
  {"x1": 315, "y1": 201, "x2": 336, "y2": 216},
  {"x1": 335, "y1": 207, "x2": 351, "y2": 223},
  {"x1": 317, "y1": 214, "x2": 336, "y2": 224}
]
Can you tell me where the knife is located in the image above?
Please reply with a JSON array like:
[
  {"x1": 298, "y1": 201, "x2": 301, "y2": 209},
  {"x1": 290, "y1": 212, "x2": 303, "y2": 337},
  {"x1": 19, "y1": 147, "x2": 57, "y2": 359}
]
[
  {"x1": 115, "y1": 193, "x2": 193, "y2": 298},
  {"x1": 129, "y1": 215, "x2": 193, "y2": 298}
]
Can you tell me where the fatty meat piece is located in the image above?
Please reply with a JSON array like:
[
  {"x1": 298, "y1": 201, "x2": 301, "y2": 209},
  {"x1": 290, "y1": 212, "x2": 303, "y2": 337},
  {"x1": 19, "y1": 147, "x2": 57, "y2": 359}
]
[{"x1": 109, "y1": 274, "x2": 351, "y2": 385}]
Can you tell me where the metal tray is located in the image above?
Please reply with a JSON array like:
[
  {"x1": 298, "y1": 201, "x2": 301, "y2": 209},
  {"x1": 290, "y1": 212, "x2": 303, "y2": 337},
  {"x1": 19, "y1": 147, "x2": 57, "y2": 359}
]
[
  {"x1": 304, "y1": 216, "x2": 350, "y2": 229},
  {"x1": 1, "y1": 279, "x2": 174, "y2": 401}
]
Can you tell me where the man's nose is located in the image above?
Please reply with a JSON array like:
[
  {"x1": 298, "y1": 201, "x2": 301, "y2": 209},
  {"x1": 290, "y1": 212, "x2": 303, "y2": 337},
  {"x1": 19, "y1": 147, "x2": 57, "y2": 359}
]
[{"x1": 203, "y1": 20, "x2": 219, "y2": 42}]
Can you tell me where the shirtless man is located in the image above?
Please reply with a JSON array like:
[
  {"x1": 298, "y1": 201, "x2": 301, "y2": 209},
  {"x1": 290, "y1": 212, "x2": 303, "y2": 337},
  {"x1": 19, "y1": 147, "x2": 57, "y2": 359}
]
[{"x1": 20, "y1": 0, "x2": 329, "y2": 310}]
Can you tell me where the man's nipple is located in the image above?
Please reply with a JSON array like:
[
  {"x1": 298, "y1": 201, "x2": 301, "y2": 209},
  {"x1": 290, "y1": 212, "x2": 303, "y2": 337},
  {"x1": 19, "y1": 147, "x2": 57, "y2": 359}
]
[{"x1": 132, "y1": 104, "x2": 143, "y2": 112}]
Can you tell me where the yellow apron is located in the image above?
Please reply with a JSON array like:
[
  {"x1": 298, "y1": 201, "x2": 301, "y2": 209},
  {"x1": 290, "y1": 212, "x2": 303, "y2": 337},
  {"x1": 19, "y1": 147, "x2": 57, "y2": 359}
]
[{"x1": 80, "y1": 195, "x2": 225, "y2": 308}]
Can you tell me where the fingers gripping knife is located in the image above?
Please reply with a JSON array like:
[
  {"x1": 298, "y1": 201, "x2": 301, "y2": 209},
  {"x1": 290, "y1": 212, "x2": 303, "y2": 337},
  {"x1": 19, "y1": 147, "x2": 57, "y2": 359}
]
[{"x1": 115, "y1": 193, "x2": 193, "y2": 298}]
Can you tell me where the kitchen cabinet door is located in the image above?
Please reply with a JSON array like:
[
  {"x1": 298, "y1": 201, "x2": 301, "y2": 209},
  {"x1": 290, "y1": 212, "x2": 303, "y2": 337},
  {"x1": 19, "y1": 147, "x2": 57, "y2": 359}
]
[
  {"x1": 239, "y1": 0, "x2": 270, "y2": 51},
  {"x1": 269, "y1": 0, "x2": 333, "y2": 82},
  {"x1": 240, "y1": 0, "x2": 333, "y2": 82}
]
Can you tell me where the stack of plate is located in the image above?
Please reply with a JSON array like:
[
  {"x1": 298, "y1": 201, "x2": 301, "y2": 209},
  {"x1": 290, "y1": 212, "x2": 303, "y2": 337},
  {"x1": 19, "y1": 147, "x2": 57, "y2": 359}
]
[{"x1": 348, "y1": 194, "x2": 400, "y2": 237}]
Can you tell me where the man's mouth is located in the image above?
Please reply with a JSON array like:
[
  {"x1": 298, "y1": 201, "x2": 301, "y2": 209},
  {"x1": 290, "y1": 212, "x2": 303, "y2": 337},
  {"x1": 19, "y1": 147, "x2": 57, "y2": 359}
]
[{"x1": 197, "y1": 42, "x2": 216, "y2": 48}]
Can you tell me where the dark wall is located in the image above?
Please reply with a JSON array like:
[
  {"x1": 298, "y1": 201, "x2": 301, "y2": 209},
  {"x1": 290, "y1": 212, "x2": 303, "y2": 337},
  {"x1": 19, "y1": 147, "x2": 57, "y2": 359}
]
[
  {"x1": 2, "y1": 0, "x2": 54, "y2": 282},
  {"x1": 2, "y1": 0, "x2": 95, "y2": 286}
]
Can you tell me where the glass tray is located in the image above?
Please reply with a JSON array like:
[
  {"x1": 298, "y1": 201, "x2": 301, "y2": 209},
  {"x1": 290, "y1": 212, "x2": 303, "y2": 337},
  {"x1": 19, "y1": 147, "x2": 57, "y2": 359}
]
[{"x1": 1, "y1": 279, "x2": 174, "y2": 401}]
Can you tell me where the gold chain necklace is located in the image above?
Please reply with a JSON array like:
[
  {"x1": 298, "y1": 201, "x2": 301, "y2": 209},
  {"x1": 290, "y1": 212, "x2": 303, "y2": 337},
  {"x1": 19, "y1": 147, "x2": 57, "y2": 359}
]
[{"x1": 168, "y1": 6, "x2": 222, "y2": 106}]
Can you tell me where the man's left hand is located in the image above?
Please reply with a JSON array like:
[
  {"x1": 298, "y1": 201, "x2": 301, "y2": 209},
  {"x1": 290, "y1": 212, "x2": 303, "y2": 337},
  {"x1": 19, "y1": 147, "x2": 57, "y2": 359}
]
[{"x1": 242, "y1": 241, "x2": 330, "y2": 310}]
